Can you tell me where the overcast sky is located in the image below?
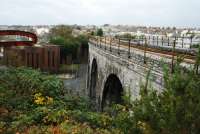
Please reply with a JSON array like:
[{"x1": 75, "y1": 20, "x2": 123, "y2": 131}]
[{"x1": 0, "y1": 0, "x2": 199, "y2": 27}]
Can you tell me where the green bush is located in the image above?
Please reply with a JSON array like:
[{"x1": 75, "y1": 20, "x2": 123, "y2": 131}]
[
  {"x1": 0, "y1": 67, "x2": 63, "y2": 98},
  {"x1": 49, "y1": 25, "x2": 88, "y2": 59},
  {"x1": 1, "y1": 57, "x2": 200, "y2": 134}
]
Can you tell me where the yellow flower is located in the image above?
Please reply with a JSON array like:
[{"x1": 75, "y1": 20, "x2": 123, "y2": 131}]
[
  {"x1": 137, "y1": 121, "x2": 153, "y2": 134},
  {"x1": 46, "y1": 96, "x2": 53, "y2": 104},
  {"x1": 34, "y1": 93, "x2": 42, "y2": 98},
  {"x1": 72, "y1": 127, "x2": 78, "y2": 134},
  {"x1": 34, "y1": 93, "x2": 54, "y2": 105},
  {"x1": 34, "y1": 93, "x2": 45, "y2": 105}
]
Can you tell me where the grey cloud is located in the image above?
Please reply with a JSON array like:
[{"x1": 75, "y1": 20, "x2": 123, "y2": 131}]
[{"x1": 0, "y1": 0, "x2": 199, "y2": 27}]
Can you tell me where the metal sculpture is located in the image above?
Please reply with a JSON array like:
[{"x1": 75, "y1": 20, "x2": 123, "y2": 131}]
[{"x1": 0, "y1": 30, "x2": 37, "y2": 47}]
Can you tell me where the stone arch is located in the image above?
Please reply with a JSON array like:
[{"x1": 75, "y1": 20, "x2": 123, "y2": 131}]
[
  {"x1": 101, "y1": 74, "x2": 123, "y2": 110},
  {"x1": 89, "y1": 58, "x2": 98, "y2": 99}
]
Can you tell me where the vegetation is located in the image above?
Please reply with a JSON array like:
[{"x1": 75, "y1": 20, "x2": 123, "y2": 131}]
[
  {"x1": 90, "y1": 28, "x2": 104, "y2": 37},
  {"x1": 130, "y1": 61, "x2": 200, "y2": 134},
  {"x1": 0, "y1": 67, "x2": 120, "y2": 133},
  {"x1": 115, "y1": 34, "x2": 145, "y2": 40},
  {"x1": 97, "y1": 28, "x2": 103, "y2": 37},
  {"x1": 90, "y1": 31, "x2": 95, "y2": 36},
  {"x1": 191, "y1": 43, "x2": 200, "y2": 48},
  {"x1": 1, "y1": 48, "x2": 200, "y2": 133},
  {"x1": 115, "y1": 33, "x2": 136, "y2": 39},
  {"x1": 49, "y1": 25, "x2": 88, "y2": 59}
]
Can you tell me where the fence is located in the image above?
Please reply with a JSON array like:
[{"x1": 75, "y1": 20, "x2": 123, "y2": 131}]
[{"x1": 89, "y1": 36, "x2": 200, "y2": 74}]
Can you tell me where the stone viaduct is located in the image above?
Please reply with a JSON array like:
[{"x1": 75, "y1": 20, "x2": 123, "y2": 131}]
[{"x1": 87, "y1": 37, "x2": 196, "y2": 110}]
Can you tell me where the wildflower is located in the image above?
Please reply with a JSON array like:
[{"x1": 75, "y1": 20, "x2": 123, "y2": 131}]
[
  {"x1": 34, "y1": 93, "x2": 45, "y2": 105},
  {"x1": 46, "y1": 96, "x2": 53, "y2": 104},
  {"x1": 34, "y1": 97, "x2": 45, "y2": 105},
  {"x1": 33, "y1": 93, "x2": 54, "y2": 105}
]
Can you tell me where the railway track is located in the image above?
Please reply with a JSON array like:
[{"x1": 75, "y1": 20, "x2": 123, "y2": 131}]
[{"x1": 90, "y1": 37, "x2": 197, "y2": 64}]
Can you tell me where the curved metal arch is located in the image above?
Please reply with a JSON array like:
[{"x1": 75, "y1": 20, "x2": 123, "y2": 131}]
[{"x1": 0, "y1": 30, "x2": 37, "y2": 47}]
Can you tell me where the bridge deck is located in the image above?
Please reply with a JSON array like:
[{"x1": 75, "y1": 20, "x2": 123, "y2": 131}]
[
  {"x1": 89, "y1": 37, "x2": 196, "y2": 64},
  {"x1": 89, "y1": 38, "x2": 199, "y2": 75}
]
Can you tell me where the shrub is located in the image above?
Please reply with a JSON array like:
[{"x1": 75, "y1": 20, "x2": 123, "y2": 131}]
[{"x1": 1, "y1": 58, "x2": 200, "y2": 134}]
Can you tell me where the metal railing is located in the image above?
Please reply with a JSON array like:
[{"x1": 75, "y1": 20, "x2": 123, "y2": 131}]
[{"x1": 89, "y1": 36, "x2": 200, "y2": 74}]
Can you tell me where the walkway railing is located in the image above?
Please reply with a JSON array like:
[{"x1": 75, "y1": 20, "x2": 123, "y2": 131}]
[{"x1": 89, "y1": 36, "x2": 200, "y2": 74}]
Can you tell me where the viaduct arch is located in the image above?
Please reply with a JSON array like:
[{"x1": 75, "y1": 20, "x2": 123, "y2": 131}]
[
  {"x1": 89, "y1": 58, "x2": 98, "y2": 100},
  {"x1": 102, "y1": 74, "x2": 123, "y2": 110},
  {"x1": 88, "y1": 42, "x2": 163, "y2": 111}
]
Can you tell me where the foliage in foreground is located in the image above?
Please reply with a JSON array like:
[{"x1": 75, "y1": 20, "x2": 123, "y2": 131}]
[
  {"x1": 0, "y1": 67, "x2": 120, "y2": 134},
  {"x1": 1, "y1": 56, "x2": 200, "y2": 134}
]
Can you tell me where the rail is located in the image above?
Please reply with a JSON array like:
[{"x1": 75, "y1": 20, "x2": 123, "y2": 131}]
[{"x1": 89, "y1": 36, "x2": 200, "y2": 74}]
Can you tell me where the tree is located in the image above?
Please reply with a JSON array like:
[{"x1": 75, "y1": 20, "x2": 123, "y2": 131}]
[
  {"x1": 49, "y1": 25, "x2": 88, "y2": 62},
  {"x1": 91, "y1": 31, "x2": 95, "y2": 36},
  {"x1": 76, "y1": 35, "x2": 88, "y2": 48},
  {"x1": 122, "y1": 33, "x2": 132, "y2": 39},
  {"x1": 97, "y1": 28, "x2": 103, "y2": 37},
  {"x1": 49, "y1": 25, "x2": 73, "y2": 39}
]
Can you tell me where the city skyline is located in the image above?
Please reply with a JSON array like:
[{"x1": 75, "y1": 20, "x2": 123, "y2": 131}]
[{"x1": 1, "y1": 0, "x2": 200, "y2": 27}]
